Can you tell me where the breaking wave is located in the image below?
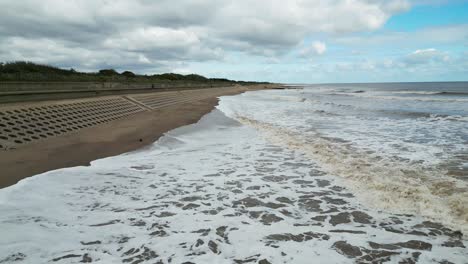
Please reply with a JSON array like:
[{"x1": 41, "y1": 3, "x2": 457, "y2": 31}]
[
  {"x1": 330, "y1": 93, "x2": 468, "y2": 102},
  {"x1": 217, "y1": 88, "x2": 468, "y2": 236},
  {"x1": 390, "y1": 91, "x2": 468, "y2": 96},
  {"x1": 234, "y1": 116, "x2": 468, "y2": 236}
]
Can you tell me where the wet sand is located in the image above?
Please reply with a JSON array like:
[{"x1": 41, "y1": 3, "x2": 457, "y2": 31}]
[
  {"x1": 0, "y1": 89, "x2": 248, "y2": 189},
  {"x1": 0, "y1": 109, "x2": 465, "y2": 263}
]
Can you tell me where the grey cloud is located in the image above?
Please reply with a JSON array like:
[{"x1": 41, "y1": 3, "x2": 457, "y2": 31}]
[{"x1": 0, "y1": 0, "x2": 410, "y2": 72}]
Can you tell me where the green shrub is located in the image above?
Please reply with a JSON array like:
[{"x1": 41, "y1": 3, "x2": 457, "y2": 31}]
[{"x1": 0, "y1": 61, "x2": 268, "y2": 85}]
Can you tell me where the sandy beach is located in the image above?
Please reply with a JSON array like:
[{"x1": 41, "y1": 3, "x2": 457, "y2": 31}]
[
  {"x1": 0, "y1": 86, "x2": 269, "y2": 189},
  {"x1": 0, "y1": 90, "x2": 466, "y2": 263},
  {"x1": 1, "y1": 1, "x2": 466, "y2": 262},
  {"x1": 0, "y1": 86, "x2": 467, "y2": 264}
]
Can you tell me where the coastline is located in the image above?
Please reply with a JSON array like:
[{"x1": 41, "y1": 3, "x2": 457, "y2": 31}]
[
  {"x1": 0, "y1": 87, "x2": 261, "y2": 189},
  {"x1": 1, "y1": 85, "x2": 466, "y2": 263}
]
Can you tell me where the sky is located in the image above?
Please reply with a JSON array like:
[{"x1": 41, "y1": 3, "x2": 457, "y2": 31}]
[{"x1": 0, "y1": 0, "x2": 467, "y2": 83}]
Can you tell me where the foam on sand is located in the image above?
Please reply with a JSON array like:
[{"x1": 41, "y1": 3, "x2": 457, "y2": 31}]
[
  {"x1": 217, "y1": 90, "x2": 468, "y2": 235},
  {"x1": 0, "y1": 94, "x2": 466, "y2": 263}
]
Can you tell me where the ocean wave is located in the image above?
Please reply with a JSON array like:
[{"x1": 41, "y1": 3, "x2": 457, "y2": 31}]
[
  {"x1": 2, "y1": 107, "x2": 467, "y2": 263},
  {"x1": 391, "y1": 91, "x2": 442, "y2": 95},
  {"x1": 308, "y1": 101, "x2": 466, "y2": 122},
  {"x1": 348, "y1": 93, "x2": 468, "y2": 102},
  {"x1": 426, "y1": 114, "x2": 468, "y2": 122},
  {"x1": 391, "y1": 91, "x2": 468, "y2": 96},
  {"x1": 224, "y1": 114, "x2": 468, "y2": 237},
  {"x1": 241, "y1": 91, "x2": 307, "y2": 103},
  {"x1": 436, "y1": 91, "x2": 468, "y2": 96},
  {"x1": 377, "y1": 110, "x2": 468, "y2": 122},
  {"x1": 321, "y1": 89, "x2": 468, "y2": 102},
  {"x1": 312, "y1": 110, "x2": 342, "y2": 117},
  {"x1": 324, "y1": 92, "x2": 354, "y2": 96}
]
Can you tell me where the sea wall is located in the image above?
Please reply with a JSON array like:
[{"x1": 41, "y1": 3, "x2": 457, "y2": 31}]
[
  {"x1": 0, "y1": 81, "x2": 237, "y2": 104},
  {"x1": 0, "y1": 86, "x2": 245, "y2": 150}
]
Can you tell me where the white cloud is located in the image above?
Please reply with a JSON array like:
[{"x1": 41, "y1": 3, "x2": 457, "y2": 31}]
[
  {"x1": 137, "y1": 54, "x2": 151, "y2": 64},
  {"x1": 300, "y1": 41, "x2": 327, "y2": 56},
  {"x1": 326, "y1": 48, "x2": 456, "y2": 75},
  {"x1": 403, "y1": 48, "x2": 450, "y2": 65},
  {"x1": 1, "y1": 0, "x2": 465, "y2": 83},
  {"x1": 0, "y1": 0, "x2": 411, "y2": 72},
  {"x1": 334, "y1": 24, "x2": 468, "y2": 48},
  {"x1": 103, "y1": 27, "x2": 200, "y2": 51},
  {"x1": 0, "y1": 37, "x2": 164, "y2": 71},
  {"x1": 312, "y1": 41, "x2": 327, "y2": 55}
]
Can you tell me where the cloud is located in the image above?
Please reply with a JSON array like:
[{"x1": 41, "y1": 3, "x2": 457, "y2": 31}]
[
  {"x1": 103, "y1": 27, "x2": 201, "y2": 51},
  {"x1": 334, "y1": 24, "x2": 468, "y2": 48},
  {"x1": 409, "y1": 0, "x2": 466, "y2": 6},
  {"x1": 312, "y1": 42, "x2": 327, "y2": 55},
  {"x1": 0, "y1": 36, "x2": 165, "y2": 71},
  {"x1": 0, "y1": 0, "x2": 410, "y2": 72},
  {"x1": 403, "y1": 48, "x2": 449, "y2": 65},
  {"x1": 300, "y1": 41, "x2": 327, "y2": 56},
  {"x1": 323, "y1": 48, "x2": 458, "y2": 78}
]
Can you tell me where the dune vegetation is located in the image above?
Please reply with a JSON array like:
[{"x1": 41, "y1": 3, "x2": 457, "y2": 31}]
[{"x1": 0, "y1": 61, "x2": 263, "y2": 85}]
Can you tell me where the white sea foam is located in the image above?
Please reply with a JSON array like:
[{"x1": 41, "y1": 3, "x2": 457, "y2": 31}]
[
  {"x1": 217, "y1": 90, "x2": 468, "y2": 235},
  {"x1": 338, "y1": 93, "x2": 468, "y2": 102},
  {"x1": 0, "y1": 94, "x2": 467, "y2": 263},
  {"x1": 390, "y1": 91, "x2": 441, "y2": 95}
]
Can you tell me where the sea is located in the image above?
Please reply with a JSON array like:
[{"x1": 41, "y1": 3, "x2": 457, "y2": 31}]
[{"x1": 0, "y1": 82, "x2": 467, "y2": 263}]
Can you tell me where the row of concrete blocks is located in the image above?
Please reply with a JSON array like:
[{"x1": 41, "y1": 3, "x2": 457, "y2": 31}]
[{"x1": 0, "y1": 87, "x2": 239, "y2": 150}]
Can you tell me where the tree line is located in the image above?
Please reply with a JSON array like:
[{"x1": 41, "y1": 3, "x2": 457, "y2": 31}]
[{"x1": 0, "y1": 61, "x2": 263, "y2": 85}]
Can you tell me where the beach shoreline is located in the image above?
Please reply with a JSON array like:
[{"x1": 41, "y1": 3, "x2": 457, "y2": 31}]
[
  {"x1": 0, "y1": 85, "x2": 466, "y2": 264},
  {"x1": 0, "y1": 86, "x2": 268, "y2": 189}
]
